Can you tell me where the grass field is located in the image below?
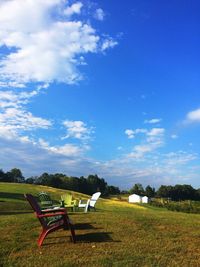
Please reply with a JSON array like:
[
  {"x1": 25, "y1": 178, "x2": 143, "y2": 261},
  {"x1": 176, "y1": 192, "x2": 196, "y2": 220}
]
[{"x1": 0, "y1": 183, "x2": 200, "y2": 267}]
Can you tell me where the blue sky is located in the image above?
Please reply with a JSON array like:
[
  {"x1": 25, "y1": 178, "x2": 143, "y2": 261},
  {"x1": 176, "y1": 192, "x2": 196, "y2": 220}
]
[{"x1": 0, "y1": 0, "x2": 200, "y2": 189}]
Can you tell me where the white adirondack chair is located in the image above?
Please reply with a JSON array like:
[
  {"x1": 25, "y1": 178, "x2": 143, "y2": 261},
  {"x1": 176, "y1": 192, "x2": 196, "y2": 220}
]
[{"x1": 78, "y1": 192, "x2": 101, "y2": 212}]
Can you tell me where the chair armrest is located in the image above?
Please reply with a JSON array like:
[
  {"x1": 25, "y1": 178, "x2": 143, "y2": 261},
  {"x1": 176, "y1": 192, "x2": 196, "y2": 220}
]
[
  {"x1": 41, "y1": 207, "x2": 66, "y2": 213},
  {"x1": 71, "y1": 199, "x2": 78, "y2": 206},
  {"x1": 37, "y1": 211, "x2": 66, "y2": 218},
  {"x1": 79, "y1": 199, "x2": 88, "y2": 204}
]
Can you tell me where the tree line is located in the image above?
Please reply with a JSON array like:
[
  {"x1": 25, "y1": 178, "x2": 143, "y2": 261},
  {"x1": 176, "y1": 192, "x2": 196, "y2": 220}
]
[
  {"x1": 0, "y1": 168, "x2": 200, "y2": 200},
  {"x1": 0, "y1": 168, "x2": 120, "y2": 196},
  {"x1": 128, "y1": 183, "x2": 200, "y2": 201}
]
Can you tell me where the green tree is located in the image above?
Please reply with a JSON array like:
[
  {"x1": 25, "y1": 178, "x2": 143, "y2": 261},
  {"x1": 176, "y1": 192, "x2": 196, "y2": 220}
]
[
  {"x1": 0, "y1": 169, "x2": 5, "y2": 182},
  {"x1": 105, "y1": 185, "x2": 120, "y2": 195},
  {"x1": 26, "y1": 176, "x2": 38, "y2": 184},
  {"x1": 130, "y1": 183, "x2": 144, "y2": 195},
  {"x1": 145, "y1": 185, "x2": 155, "y2": 197},
  {"x1": 156, "y1": 185, "x2": 173, "y2": 198},
  {"x1": 87, "y1": 174, "x2": 107, "y2": 195},
  {"x1": 10, "y1": 168, "x2": 24, "y2": 183}
]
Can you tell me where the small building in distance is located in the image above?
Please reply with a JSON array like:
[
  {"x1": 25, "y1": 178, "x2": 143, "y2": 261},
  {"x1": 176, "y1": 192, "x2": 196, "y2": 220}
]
[
  {"x1": 128, "y1": 194, "x2": 142, "y2": 203},
  {"x1": 141, "y1": 196, "x2": 149, "y2": 204},
  {"x1": 128, "y1": 194, "x2": 149, "y2": 204}
]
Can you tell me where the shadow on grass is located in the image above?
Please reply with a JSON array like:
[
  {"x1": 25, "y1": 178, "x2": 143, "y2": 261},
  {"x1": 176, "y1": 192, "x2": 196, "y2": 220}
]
[
  {"x1": 75, "y1": 232, "x2": 119, "y2": 243},
  {"x1": 75, "y1": 223, "x2": 99, "y2": 230},
  {"x1": 0, "y1": 211, "x2": 32, "y2": 215},
  {"x1": 0, "y1": 192, "x2": 25, "y2": 201},
  {"x1": 43, "y1": 232, "x2": 119, "y2": 246},
  {"x1": 0, "y1": 191, "x2": 59, "y2": 202}
]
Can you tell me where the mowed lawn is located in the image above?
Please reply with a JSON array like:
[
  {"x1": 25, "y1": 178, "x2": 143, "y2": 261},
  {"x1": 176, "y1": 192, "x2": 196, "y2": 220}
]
[{"x1": 0, "y1": 183, "x2": 200, "y2": 267}]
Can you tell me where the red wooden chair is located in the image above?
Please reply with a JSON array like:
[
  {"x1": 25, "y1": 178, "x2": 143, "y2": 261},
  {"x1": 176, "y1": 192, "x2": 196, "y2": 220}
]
[{"x1": 24, "y1": 194, "x2": 76, "y2": 246}]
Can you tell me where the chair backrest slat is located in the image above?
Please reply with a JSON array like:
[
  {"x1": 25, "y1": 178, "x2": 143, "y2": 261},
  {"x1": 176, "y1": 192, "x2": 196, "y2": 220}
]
[
  {"x1": 24, "y1": 194, "x2": 47, "y2": 227},
  {"x1": 38, "y1": 192, "x2": 53, "y2": 207},
  {"x1": 61, "y1": 194, "x2": 72, "y2": 205},
  {"x1": 89, "y1": 192, "x2": 101, "y2": 207}
]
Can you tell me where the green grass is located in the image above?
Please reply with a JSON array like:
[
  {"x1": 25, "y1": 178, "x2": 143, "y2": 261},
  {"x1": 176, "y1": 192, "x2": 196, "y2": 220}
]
[{"x1": 0, "y1": 183, "x2": 200, "y2": 267}]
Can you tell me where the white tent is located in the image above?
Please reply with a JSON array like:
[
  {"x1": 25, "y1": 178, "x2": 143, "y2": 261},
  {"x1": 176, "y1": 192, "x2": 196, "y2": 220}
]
[
  {"x1": 142, "y1": 196, "x2": 149, "y2": 204},
  {"x1": 128, "y1": 194, "x2": 142, "y2": 203}
]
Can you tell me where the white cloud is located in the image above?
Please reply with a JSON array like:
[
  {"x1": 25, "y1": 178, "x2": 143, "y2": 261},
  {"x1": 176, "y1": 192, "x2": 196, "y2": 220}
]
[
  {"x1": 144, "y1": 118, "x2": 162, "y2": 124},
  {"x1": 0, "y1": 134, "x2": 94, "y2": 177},
  {"x1": 164, "y1": 151, "x2": 198, "y2": 166},
  {"x1": 0, "y1": 90, "x2": 52, "y2": 138},
  {"x1": 0, "y1": 0, "x2": 117, "y2": 87},
  {"x1": 185, "y1": 108, "x2": 200, "y2": 123},
  {"x1": 64, "y1": 2, "x2": 83, "y2": 16},
  {"x1": 125, "y1": 128, "x2": 147, "y2": 139},
  {"x1": 128, "y1": 141, "x2": 163, "y2": 159},
  {"x1": 62, "y1": 120, "x2": 93, "y2": 140},
  {"x1": 94, "y1": 148, "x2": 199, "y2": 189},
  {"x1": 147, "y1": 128, "x2": 165, "y2": 137},
  {"x1": 171, "y1": 134, "x2": 178, "y2": 139},
  {"x1": 134, "y1": 144, "x2": 155, "y2": 154},
  {"x1": 39, "y1": 140, "x2": 87, "y2": 157},
  {"x1": 125, "y1": 127, "x2": 165, "y2": 158},
  {"x1": 0, "y1": 89, "x2": 92, "y2": 162},
  {"x1": 0, "y1": 107, "x2": 51, "y2": 131},
  {"x1": 94, "y1": 8, "x2": 105, "y2": 21},
  {"x1": 125, "y1": 129, "x2": 135, "y2": 139},
  {"x1": 101, "y1": 38, "x2": 118, "y2": 51}
]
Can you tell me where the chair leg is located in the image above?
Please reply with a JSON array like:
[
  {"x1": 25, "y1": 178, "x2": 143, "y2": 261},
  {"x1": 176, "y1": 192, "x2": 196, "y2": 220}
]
[
  {"x1": 63, "y1": 215, "x2": 76, "y2": 243},
  {"x1": 38, "y1": 229, "x2": 48, "y2": 247},
  {"x1": 69, "y1": 223, "x2": 76, "y2": 243},
  {"x1": 84, "y1": 200, "x2": 90, "y2": 212}
]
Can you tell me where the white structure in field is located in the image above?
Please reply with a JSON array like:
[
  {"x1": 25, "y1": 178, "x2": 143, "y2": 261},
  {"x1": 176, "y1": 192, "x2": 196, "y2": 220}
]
[
  {"x1": 129, "y1": 194, "x2": 149, "y2": 204},
  {"x1": 129, "y1": 194, "x2": 142, "y2": 203},
  {"x1": 142, "y1": 196, "x2": 149, "y2": 204}
]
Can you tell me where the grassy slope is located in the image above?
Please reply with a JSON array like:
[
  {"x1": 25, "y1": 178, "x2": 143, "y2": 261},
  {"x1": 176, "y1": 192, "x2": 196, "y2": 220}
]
[{"x1": 0, "y1": 183, "x2": 200, "y2": 267}]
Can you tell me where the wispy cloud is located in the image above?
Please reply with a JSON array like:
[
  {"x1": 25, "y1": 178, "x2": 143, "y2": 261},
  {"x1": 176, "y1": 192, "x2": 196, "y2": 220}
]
[
  {"x1": 125, "y1": 127, "x2": 165, "y2": 158},
  {"x1": 164, "y1": 151, "x2": 198, "y2": 166},
  {"x1": 125, "y1": 128, "x2": 147, "y2": 139},
  {"x1": 0, "y1": 90, "x2": 52, "y2": 139},
  {"x1": 94, "y1": 8, "x2": 105, "y2": 21},
  {"x1": 63, "y1": 2, "x2": 83, "y2": 16},
  {"x1": 101, "y1": 38, "x2": 118, "y2": 51},
  {"x1": 62, "y1": 120, "x2": 94, "y2": 140},
  {"x1": 125, "y1": 129, "x2": 135, "y2": 139},
  {"x1": 185, "y1": 108, "x2": 200, "y2": 124},
  {"x1": 144, "y1": 118, "x2": 162, "y2": 124},
  {"x1": 171, "y1": 134, "x2": 178, "y2": 139},
  {"x1": 39, "y1": 138, "x2": 89, "y2": 157},
  {"x1": 0, "y1": 0, "x2": 117, "y2": 87},
  {"x1": 0, "y1": 91, "x2": 92, "y2": 174},
  {"x1": 0, "y1": 135, "x2": 93, "y2": 177},
  {"x1": 94, "y1": 148, "x2": 198, "y2": 188}
]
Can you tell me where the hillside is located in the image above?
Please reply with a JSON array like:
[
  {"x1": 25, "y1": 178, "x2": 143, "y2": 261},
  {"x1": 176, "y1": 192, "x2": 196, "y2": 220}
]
[{"x1": 0, "y1": 183, "x2": 200, "y2": 267}]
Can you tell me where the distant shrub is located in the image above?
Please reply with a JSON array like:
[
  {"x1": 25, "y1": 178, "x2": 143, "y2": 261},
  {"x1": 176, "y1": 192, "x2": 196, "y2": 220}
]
[{"x1": 150, "y1": 199, "x2": 200, "y2": 214}]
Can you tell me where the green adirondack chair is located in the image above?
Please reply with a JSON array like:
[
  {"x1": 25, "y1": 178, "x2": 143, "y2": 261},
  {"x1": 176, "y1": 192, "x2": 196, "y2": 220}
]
[
  {"x1": 38, "y1": 192, "x2": 54, "y2": 209},
  {"x1": 61, "y1": 193, "x2": 78, "y2": 211},
  {"x1": 38, "y1": 192, "x2": 62, "y2": 223}
]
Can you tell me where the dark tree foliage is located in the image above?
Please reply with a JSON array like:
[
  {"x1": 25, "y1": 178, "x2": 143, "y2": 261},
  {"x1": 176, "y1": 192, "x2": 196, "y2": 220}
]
[
  {"x1": 26, "y1": 176, "x2": 38, "y2": 184},
  {"x1": 0, "y1": 168, "x2": 119, "y2": 196},
  {"x1": 105, "y1": 185, "x2": 120, "y2": 195},
  {"x1": 157, "y1": 184, "x2": 199, "y2": 201},
  {"x1": 0, "y1": 168, "x2": 24, "y2": 183},
  {"x1": 145, "y1": 185, "x2": 156, "y2": 197},
  {"x1": 0, "y1": 169, "x2": 6, "y2": 182},
  {"x1": 130, "y1": 183, "x2": 145, "y2": 195}
]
